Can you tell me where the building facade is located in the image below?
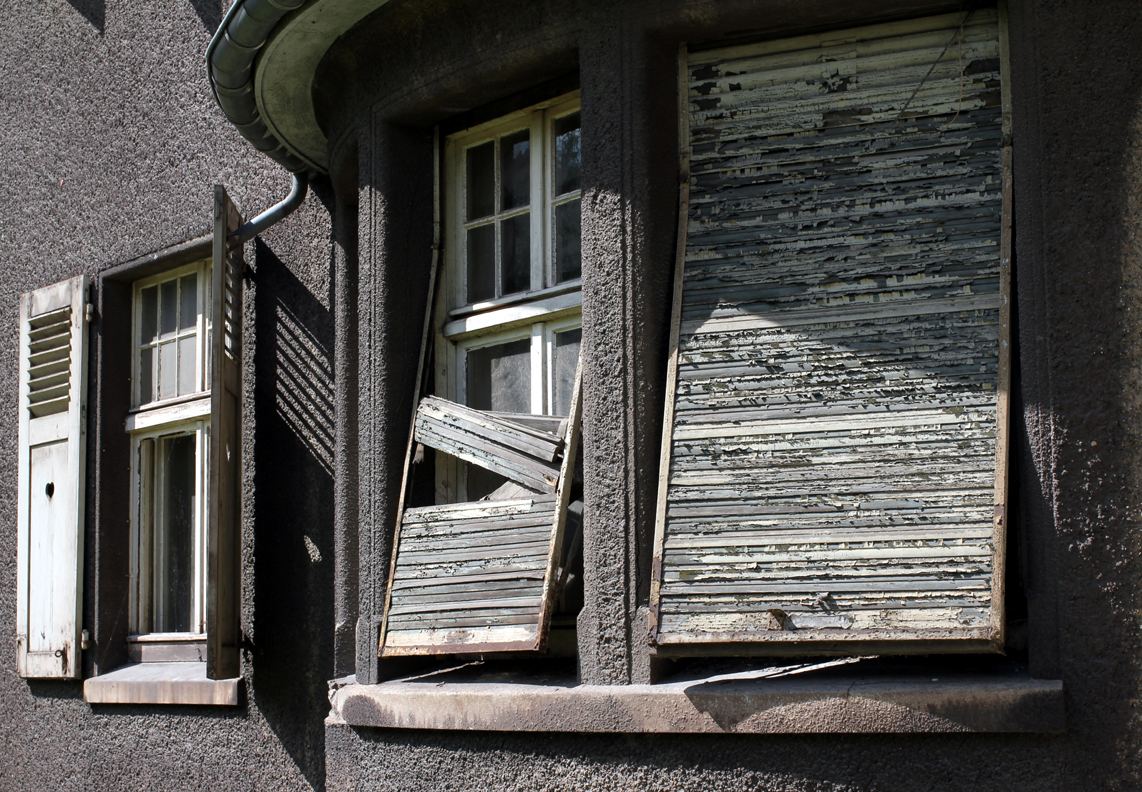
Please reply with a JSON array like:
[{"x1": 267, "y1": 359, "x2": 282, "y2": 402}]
[{"x1": 3, "y1": 0, "x2": 1142, "y2": 790}]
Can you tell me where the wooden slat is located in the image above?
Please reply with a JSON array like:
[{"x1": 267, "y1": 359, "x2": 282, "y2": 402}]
[{"x1": 651, "y1": 11, "x2": 1008, "y2": 653}]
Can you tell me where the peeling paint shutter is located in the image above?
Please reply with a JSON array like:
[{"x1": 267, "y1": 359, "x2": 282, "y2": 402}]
[
  {"x1": 207, "y1": 185, "x2": 243, "y2": 679},
  {"x1": 651, "y1": 11, "x2": 1011, "y2": 654},
  {"x1": 380, "y1": 371, "x2": 583, "y2": 656},
  {"x1": 16, "y1": 275, "x2": 90, "y2": 678}
]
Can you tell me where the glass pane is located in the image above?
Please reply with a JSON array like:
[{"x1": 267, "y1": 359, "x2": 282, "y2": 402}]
[
  {"x1": 467, "y1": 338, "x2": 531, "y2": 414},
  {"x1": 554, "y1": 112, "x2": 581, "y2": 196},
  {"x1": 555, "y1": 199, "x2": 581, "y2": 283},
  {"x1": 466, "y1": 224, "x2": 496, "y2": 304},
  {"x1": 466, "y1": 141, "x2": 495, "y2": 221},
  {"x1": 468, "y1": 466, "x2": 508, "y2": 502},
  {"x1": 139, "y1": 285, "x2": 158, "y2": 344},
  {"x1": 500, "y1": 213, "x2": 530, "y2": 295},
  {"x1": 139, "y1": 348, "x2": 154, "y2": 404},
  {"x1": 158, "y1": 341, "x2": 176, "y2": 401},
  {"x1": 156, "y1": 434, "x2": 195, "y2": 633},
  {"x1": 159, "y1": 280, "x2": 178, "y2": 338},
  {"x1": 500, "y1": 130, "x2": 530, "y2": 211},
  {"x1": 552, "y1": 327, "x2": 582, "y2": 416},
  {"x1": 178, "y1": 336, "x2": 198, "y2": 395},
  {"x1": 179, "y1": 274, "x2": 197, "y2": 331}
]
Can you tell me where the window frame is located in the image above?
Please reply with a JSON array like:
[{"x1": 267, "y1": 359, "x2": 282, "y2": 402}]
[{"x1": 437, "y1": 92, "x2": 583, "y2": 503}]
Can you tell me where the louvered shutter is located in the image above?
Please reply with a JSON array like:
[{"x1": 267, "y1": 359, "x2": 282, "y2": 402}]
[
  {"x1": 650, "y1": 11, "x2": 1011, "y2": 654},
  {"x1": 207, "y1": 185, "x2": 243, "y2": 679},
  {"x1": 16, "y1": 275, "x2": 90, "y2": 678}
]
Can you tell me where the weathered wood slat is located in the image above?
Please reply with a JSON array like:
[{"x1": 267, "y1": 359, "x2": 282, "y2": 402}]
[
  {"x1": 416, "y1": 397, "x2": 565, "y2": 462},
  {"x1": 651, "y1": 11, "x2": 1008, "y2": 653}
]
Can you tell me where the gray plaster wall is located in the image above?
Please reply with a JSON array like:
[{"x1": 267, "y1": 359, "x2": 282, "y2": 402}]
[
  {"x1": 1, "y1": 2, "x2": 335, "y2": 790},
  {"x1": 321, "y1": 0, "x2": 1142, "y2": 789}
]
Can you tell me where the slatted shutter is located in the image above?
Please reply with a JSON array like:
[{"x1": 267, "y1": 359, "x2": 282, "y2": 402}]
[
  {"x1": 380, "y1": 368, "x2": 583, "y2": 656},
  {"x1": 207, "y1": 185, "x2": 243, "y2": 679},
  {"x1": 650, "y1": 10, "x2": 1011, "y2": 654},
  {"x1": 16, "y1": 275, "x2": 90, "y2": 678}
]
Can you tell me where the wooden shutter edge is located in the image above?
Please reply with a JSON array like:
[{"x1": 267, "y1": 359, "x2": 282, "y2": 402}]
[
  {"x1": 648, "y1": 44, "x2": 692, "y2": 646},
  {"x1": 533, "y1": 359, "x2": 584, "y2": 652},
  {"x1": 16, "y1": 275, "x2": 90, "y2": 679},
  {"x1": 988, "y1": 0, "x2": 1014, "y2": 653},
  {"x1": 207, "y1": 185, "x2": 243, "y2": 680}
]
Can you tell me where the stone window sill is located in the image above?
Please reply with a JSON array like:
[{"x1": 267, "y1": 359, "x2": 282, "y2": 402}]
[
  {"x1": 83, "y1": 662, "x2": 242, "y2": 706},
  {"x1": 329, "y1": 659, "x2": 1064, "y2": 734}
]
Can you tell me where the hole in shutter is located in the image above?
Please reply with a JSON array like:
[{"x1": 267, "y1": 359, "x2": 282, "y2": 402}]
[{"x1": 45, "y1": 482, "x2": 54, "y2": 498}]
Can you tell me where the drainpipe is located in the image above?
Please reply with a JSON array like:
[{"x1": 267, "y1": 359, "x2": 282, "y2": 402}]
[{"x1": 231, "y1": 172, "x2": 309, "y2": 246}]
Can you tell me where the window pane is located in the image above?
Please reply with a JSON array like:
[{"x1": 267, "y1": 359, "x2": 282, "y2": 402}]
[
  {"x1": 140, "y1": 285, "x2": 158, "y2": 344},
  {"x1": 156, "y1": 434, "x2": 195, "y2": 633},
  {"x1": 178, "y1": 336, "x2": 198, "y2": 395},
  {"x1": 554, "y1": 199, "x2": 581, "y2": 283},
  {"x1": 466, "y1": 224, "x2": 496, "y2": 303},
  {"x1": 468, "y1": 466, "x2": 509, "y2": 502},
  {"x1": 139, "y1": 348, "x2": 154, "y2": 404},
  {"x1": 158, "y1": 340, "x2": 177, "y2": 401},
  {"x1": 179, "y1": 274, "x2": 197, "y2": 331},
  {"x1": 159, "y1": 280, "x2": 178, "y2": 338},
  {"x1": 467, "y1": 338, "x2": 531, "y2": 414},
  {"x1": 466, "y1": 141, "x2": 495, "y2": 221},
  {"x1": 552, "y1": 327, "x2": 582, "y2": 416},
  {"x1": 554, "y1": 112, "x2": 581, "y2": 196},
  {"x1": 500, "y1": 213, "x2": 530, "y2": 296},
  {"x1": 500, "y1": 130, "x2": 530, "y2": 211}
]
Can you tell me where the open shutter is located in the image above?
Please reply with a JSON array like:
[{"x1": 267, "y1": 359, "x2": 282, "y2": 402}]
[
  {"x1": 207, "y1": 185, "x2": 243, "y2": 679},
  {"x1": 16, "y1": 275, "x2": 90, "y2": 678},
  {"x1": 650, "y1": 11, "x2": 1011, "y2": 654}
]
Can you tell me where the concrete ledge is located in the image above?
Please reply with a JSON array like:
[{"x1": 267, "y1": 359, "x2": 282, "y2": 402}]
[
  {"x1": 332, "y1": 669, "x2": 1064, "y2": 734},
  {"x1": 84, "y1": 662, "x2": 242, "y2": 706}
]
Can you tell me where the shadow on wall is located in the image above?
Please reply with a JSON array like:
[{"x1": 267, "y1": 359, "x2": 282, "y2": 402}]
[
  {"x1": 66, "y1": 0, "x2": 104, "y2": 32},
  {"x1": 250, "y1": 237, "x2": 336, "y2": 791},
  {"x1": 189, "y1": 0, "x2": 223, "y2": 34}
]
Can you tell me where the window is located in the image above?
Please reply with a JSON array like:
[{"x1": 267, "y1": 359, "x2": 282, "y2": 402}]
[
  {"x1": 437, "y1": 94, "x2": 582, "y2": 502},
  {"x1": 377, "y1": 94, "x2": 585, "y2": 658},
  {"x1": 127, "y1": 262, "x2": 211, "y2": 646}
]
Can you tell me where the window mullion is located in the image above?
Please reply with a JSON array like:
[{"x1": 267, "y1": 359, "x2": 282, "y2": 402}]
[
  {"x1": 530, "y1": 322, "x2": 545, "y2": 414},
  {"x1": 530, "y1": 111, "x2": 545, "y2": 292}
]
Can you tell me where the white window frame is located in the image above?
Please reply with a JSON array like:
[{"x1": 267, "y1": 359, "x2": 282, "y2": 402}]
[
  {"x1": 437, "y1": 92, "x2": 582, "y2": 503},
  {"x1": 127, "y1": 261, "x2": 212, "y2": 641}
]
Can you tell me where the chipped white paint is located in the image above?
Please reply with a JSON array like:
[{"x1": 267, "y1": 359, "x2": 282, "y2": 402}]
[{"x1": 652, "y1": 11, "x2": 1008, "y2": 651}]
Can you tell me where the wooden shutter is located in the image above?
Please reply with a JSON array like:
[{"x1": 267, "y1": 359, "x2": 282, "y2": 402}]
[
  {"x1": 650, "y1": 11, "x2": 1011, "y2": 654},
  {"x1": 16, "y1": 275, "x2": 90, "y2": 678},
  {"x1": 207, "y1": 185, "x2": 243, "y2": 679},
  {"x1": 380, "y1": 370, "x2": 583, "y2": 656}
]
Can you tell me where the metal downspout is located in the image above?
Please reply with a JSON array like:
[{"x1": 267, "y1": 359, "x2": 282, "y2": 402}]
[{"x1": 232, "y1": 172, "x2": 309, "y2": 246}]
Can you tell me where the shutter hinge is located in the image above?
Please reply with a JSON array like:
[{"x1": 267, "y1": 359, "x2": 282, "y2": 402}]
[
  {"x1": 84, "y1": 304, "x2": 94, "y2": 323},
  {"x1": 80, "y1": 629, "x2": 90, "y2": 651}
]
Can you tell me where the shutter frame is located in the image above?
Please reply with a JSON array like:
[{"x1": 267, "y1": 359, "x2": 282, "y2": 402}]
[
  {"x1": 207, "y1": 185, "x2": 243, "y2": 680},
  {"x1": 16, "y1": 275, "x2": 90, "y2": 679}
]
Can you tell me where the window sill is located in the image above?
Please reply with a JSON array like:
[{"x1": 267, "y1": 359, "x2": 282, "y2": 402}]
[
  {"x1": 83, "y1": 662, "x2": 241, "y2": 706},
  {"x1": 329, "y1": 662, "x2": 1064, "y2": 734}
]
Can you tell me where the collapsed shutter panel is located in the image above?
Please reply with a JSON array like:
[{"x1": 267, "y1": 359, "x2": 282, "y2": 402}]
[
  {"x1": 651, "y1": 11, "x2": 1010, "y2": 653},
  {"x1": 381, "y1": 367, "x2": 583, "y2": 656},
  {"x1": 207, "y1": 185, "x2": 243, "y2": 680},
  {"x1": 16, "y1": 275, "x2": 90, "y2": 678}
]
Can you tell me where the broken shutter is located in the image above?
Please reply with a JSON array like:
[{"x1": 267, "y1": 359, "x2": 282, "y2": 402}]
[
  {"x1": 16, "y1": 275, "x2": 90, "y2": 678},
  {"x1": 380, "y1": 369, "x2": 582, "y2": 656},
  {"x1": 650, "y1": 10, "x2": 1011, "y2": 654},
  {"x1": 207, "y1": 185, "x2": 243, "y2": 679}
]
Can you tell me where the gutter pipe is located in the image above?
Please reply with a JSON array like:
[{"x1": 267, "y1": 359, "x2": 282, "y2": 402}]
[{"x1": 231, "y1": 172, "x2": 309, "y2": 246}]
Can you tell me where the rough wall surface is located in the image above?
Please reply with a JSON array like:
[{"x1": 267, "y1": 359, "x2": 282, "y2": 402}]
[
  {"x1": 2, "y1": 0, "x2": 1142, "y2": 791},
  {"x1": 1, "y1": 2, "x2": 333, "y2": 790}
]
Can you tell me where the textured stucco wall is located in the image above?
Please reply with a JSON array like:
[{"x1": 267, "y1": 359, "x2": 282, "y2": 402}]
[
  {"x1": 321, "y1": 0, "x2": 1142, "y2": 789},
  {"x1": 0, "y1": 2, "x2": 334, "y2": 790}
]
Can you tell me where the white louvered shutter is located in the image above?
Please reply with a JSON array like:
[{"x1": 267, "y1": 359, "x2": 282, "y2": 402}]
[
  {"x1": 16, "y1": 275, "x2": 90, "y2": 678},
  {"x1": 207, "y1": 185, "x2": 243, "y2": 680}
]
